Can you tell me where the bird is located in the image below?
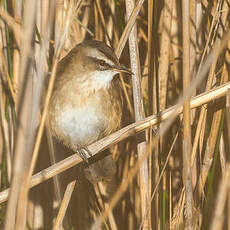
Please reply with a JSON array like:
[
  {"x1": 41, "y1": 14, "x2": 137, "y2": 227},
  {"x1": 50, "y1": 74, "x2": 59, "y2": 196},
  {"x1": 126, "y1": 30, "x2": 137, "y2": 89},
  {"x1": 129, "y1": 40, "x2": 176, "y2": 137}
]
[{"x1": 48, "y1": 40, "x2": 131, "y2": 184}]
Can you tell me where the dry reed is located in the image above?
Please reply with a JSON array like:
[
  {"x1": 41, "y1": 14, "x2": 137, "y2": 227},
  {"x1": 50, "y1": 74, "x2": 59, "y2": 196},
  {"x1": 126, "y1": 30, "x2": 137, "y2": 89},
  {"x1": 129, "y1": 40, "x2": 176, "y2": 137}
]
[{"x1": 0, "y1": 0, "x2": 230, "y2": 229}]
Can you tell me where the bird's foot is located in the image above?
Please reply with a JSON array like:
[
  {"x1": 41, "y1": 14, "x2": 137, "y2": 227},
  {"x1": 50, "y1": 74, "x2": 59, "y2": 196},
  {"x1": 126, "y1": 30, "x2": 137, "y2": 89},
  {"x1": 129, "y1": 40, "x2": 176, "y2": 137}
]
[{"x1": 77, "y1": 146, "x2": 92, "y2": 163}]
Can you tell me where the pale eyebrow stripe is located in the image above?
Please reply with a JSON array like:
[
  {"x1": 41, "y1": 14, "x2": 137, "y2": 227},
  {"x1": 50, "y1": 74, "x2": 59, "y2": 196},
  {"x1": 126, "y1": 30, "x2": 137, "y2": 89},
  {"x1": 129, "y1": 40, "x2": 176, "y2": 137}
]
[{"x1": 86, "y1": 48, "x2": 115, "y2": 66}]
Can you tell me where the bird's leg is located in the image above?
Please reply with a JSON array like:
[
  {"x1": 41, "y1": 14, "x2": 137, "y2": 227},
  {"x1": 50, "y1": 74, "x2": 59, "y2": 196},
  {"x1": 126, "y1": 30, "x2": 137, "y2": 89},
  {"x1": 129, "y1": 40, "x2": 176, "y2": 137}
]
[{"x1": 76, "y1": 146, "x2": 92, "y2": 163}]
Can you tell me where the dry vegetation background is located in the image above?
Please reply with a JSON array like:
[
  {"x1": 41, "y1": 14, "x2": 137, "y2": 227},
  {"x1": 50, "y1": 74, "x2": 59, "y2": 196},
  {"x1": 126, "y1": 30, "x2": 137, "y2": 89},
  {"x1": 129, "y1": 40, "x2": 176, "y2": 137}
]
[{"x1": 0, "y1": 0, "x2": 230, "y2": 229}]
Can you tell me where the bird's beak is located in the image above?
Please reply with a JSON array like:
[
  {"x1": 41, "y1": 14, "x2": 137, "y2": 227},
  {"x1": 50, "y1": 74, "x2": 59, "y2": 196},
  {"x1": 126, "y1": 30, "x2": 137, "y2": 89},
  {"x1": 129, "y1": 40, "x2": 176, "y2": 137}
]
[{"x1": 112, "y1": 65, "x2": 133, "y2": 75}]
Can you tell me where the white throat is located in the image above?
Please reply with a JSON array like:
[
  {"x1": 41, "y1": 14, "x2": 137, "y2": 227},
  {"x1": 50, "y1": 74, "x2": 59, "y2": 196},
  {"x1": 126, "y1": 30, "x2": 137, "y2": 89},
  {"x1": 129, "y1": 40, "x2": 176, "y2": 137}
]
[{"x1": 87, "y1": 70, "x2": 117, "y2": 90}]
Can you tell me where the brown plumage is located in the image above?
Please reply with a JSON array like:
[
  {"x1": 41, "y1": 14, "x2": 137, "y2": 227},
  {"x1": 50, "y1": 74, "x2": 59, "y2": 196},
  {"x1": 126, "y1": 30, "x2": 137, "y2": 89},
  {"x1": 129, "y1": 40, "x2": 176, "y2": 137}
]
[{"x1": 48, "y1": 40, "x2": 130, "y2": 184}]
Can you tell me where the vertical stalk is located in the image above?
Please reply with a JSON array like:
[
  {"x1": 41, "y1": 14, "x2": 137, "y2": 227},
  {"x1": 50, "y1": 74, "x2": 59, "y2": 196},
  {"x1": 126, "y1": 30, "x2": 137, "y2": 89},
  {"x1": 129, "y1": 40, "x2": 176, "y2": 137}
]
[
  {"x1": 4, "y1": 0, "x2": 36, "y2": 229},
  {"x1": 157, "y1": 1, "x2": 173, "y2": 228},
  {"x1": 147, "y1": 0, "x2": 157, "y2": 228},
  {"x1": 158, "y1": 0, "x2": 173, "y2": 112},
  {"x1": 182, "y1": 0, "x2": 194, "y2": 229},
  {"x1": 125, "y1": 0, "x2": 149, "y2": 229},
  {"x1": 189, "y1": 0, "x2": 197, "y2": 189}
]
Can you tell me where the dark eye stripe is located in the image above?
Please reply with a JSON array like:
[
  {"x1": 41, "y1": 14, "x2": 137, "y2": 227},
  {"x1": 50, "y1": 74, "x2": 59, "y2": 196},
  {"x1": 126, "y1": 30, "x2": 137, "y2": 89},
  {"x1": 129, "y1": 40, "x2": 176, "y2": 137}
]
[
  {"x1": 87, "y1": 56, "x2": 113, "y2": 70},
  {"x1": 99, "y1": 59, "x2": 109, "y2": 66}
]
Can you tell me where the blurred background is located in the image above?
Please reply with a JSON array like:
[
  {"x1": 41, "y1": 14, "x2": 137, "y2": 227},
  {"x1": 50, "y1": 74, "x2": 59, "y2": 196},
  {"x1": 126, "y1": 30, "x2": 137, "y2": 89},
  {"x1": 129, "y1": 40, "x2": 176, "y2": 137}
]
[{"x1": 0, "y1": 0, "x2": 230, "y2": 229}]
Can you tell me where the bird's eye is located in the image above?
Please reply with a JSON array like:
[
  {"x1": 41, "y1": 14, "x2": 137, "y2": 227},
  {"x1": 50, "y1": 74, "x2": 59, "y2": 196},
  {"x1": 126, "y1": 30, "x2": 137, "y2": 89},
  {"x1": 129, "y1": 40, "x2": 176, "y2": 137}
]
[
  {"x1": 98, "y1": 59, "x2": 111, "y2": 70},
  {"x1": 99, "y1": 60, "x2": 107, "y2": 66}
]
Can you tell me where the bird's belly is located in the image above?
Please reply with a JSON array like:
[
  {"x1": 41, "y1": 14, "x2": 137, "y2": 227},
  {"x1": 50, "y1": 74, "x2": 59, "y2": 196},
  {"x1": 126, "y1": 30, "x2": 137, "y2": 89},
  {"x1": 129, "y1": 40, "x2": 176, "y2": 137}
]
[{"x1": 55, "y1": 105, "x2": 107, "y2": 147}]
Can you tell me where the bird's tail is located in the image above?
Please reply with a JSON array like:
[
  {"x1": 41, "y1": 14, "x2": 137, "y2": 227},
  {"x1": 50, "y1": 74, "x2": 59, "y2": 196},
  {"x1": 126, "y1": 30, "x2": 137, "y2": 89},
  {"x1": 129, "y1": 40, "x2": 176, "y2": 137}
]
[{"x1": 84, "y1": 155, "x2": 116, "y2": 184}]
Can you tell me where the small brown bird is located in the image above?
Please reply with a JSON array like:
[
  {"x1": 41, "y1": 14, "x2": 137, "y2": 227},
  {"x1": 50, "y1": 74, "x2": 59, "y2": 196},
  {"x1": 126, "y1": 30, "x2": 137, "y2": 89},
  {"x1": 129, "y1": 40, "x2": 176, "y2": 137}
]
[{"x1": 48, "y1": 40, "x2": 131, "y2": 184}]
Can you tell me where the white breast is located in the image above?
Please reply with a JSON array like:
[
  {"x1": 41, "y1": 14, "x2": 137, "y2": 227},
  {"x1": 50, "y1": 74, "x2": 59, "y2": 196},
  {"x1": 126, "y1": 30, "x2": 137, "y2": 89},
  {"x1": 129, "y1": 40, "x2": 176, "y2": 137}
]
[{"x1": 57, "y1": 105, "x2": 106, "y2": 146}]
